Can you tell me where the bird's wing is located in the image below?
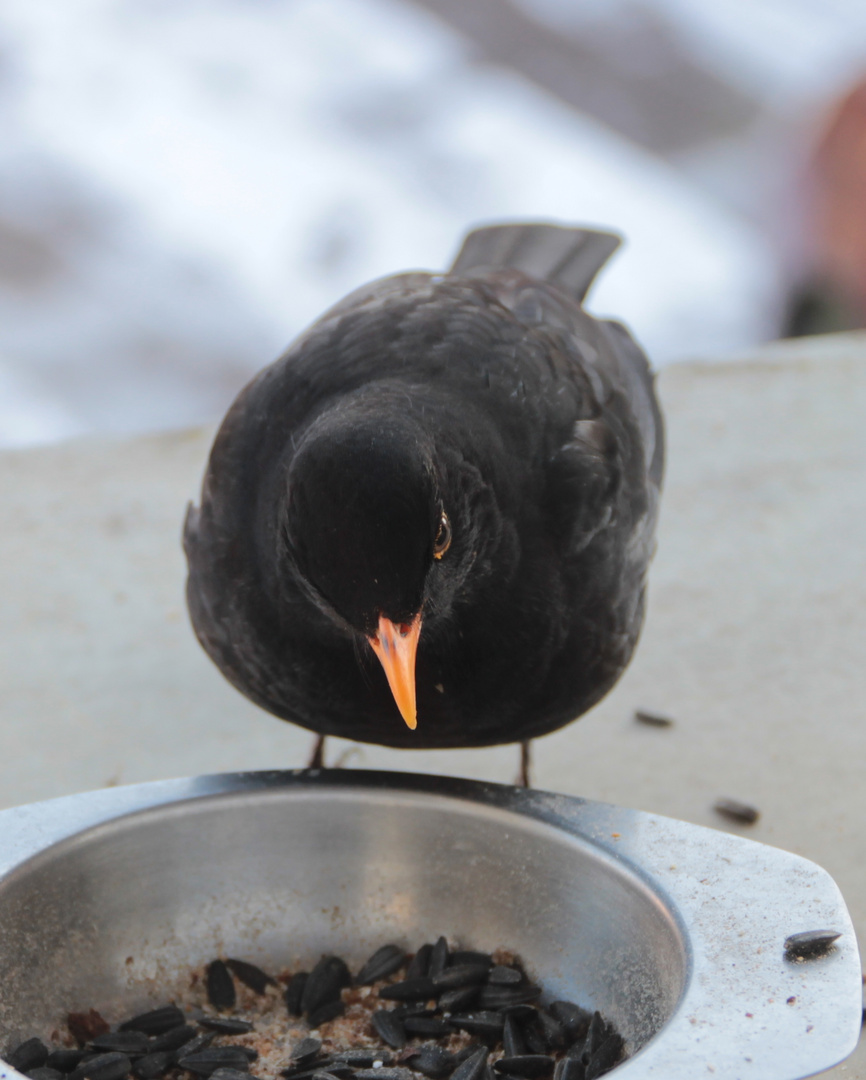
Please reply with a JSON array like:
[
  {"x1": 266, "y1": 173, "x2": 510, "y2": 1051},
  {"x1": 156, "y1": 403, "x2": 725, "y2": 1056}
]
[{"x1": 449, "y1": 222, "x2": 621, "y2": 304}]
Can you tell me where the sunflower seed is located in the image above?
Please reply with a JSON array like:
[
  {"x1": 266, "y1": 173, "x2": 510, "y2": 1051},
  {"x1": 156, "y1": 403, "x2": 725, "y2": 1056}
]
[
  {"x1": 584, "y1": 1032, "x2": 623, "y2": 1080},
  {"x1": 308, "y1": 1000, "x2": 346, "y2": 1029},
  {"x1": 713, "y1": 798, "x2": 759, "y2": 825},
  {"x1": 197, "y1": 1018, "x2": 254, "y2": 1036},
  {"x1": 148, "y1": 1027, "x2": 197, "y2": 1055},
  {"x1": 493, "y1": 1057, "x2": 554, "y2": 1078},
  {"x1": 8, "y1": 1039, "x2": 50, "y2": 1072},
  {"x1": 209, "y1": 1071, "x2": 252, "y2": 1080},
  {"x1": 438, "y1": 986, "x2": 480, "y2": 1012},
  {"x1": 477, "y1": 986, "x2": 540, "y2": 1010},
  {"x1": 178, "y1": 1048, "x2": 250, "y2": 1076},
  {"x1": 547, "y1": 1004, "x2": 591, "y2": 1044},
  {"x1": 312, "y1": 1073, "x2": 348, "y2": 1080},
  {"x1": 68, "y1": 1052, "x2": 132, "y2": 1080},
  {"x1": 206, "y1": 961, "x2": 236, "y2": 1011},
  {"x1": 332, "y1": 1051, "x2": 392, "y2": 1068},
  {"x1": 90, "y1": 1034, "x2": 149, "y2": 1057},
  {"x1": 553, "y1": 1059, "x2": 584, "y2": 1080},
  {"x1": 357, "y1": 945, "x2": 406, "y2": 986},
  {"x1": 120, "y1": 1008, "x2": 186, "y2": 1037},
  {"x1": 582, "y1": 1015, "x2": 605, "y2": 1060},
  {"x1": 450, "y1": 1047, "x2": 488, "y2": 1080},
  {"x1": 487, "y1": 967, "x2": 523, "y2": 986},
  {"x1": 226, "y1": 959, "x2": 277, "y2": 995},
  {"x1": 371, "y1": 1010, "x2": 406, "y2": 1049},
  {"x1": 535, "y1": 1013, "x2": 565, "y2": 1052},
  {"x1": 28, "y1": 1069, "x2": 63, "y2": 1080},
  {"x1": 432, "y1": 965, "x2": 490, "y2": 991},
  {"x1": 302, "y1": 957, "x2": 352, "y2": 1015},
  {"x1": 378, "y1": 978, "x2": 436, "y2": 1001},
  {"x1": 522, "y1": 1022, "x2": 547, "y2": 1057},
  {"x1": 449, "y1": 1013, "x2": 504, "y2": 1039},
  {"x1": 403, "y1": 1047, "x2": 455, "y2": 1078},
  {"x1": 450, "y1": 952, "x2": 493, "y2": 970},
  {"x1": 502, "y1": 1015, "x2": 525, "y2": 1058},
  {"x1": 784, "y1": 929, "x2": 842, "y2": 959},
  {"x1": 171, "y1": 1033, "x2": 215, "y2": 1065},
  {"x1": 353, "y1": 1069, "x2": 415, "y2": 1080},
  {"x1": 47, "y1": 1051, "x2": 87, "y2": 1073},
  {"x1": 429, "y1": 937, "x2": 450, "y2": 979},
  {"x1": 286, "y1": 973, "x2": 309, "y2": 1017},
  {"x1": 131, "y1": 1052, "x2": 171, "y2": 1080},
  {"x1": 405, "y1": 945, "x2": 433, "y2": 981},
  {"x1": 402, "y1": 1017, "x2": 454, "y2": 1037},
  {"x1": 290, "y1": 1039, "x2": 322, "y2": 1067}
]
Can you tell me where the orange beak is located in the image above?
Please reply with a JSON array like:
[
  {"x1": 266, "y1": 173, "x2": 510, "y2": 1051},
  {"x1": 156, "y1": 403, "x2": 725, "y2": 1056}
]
[{"x1": 368, "y1": 613, "x2": 422, "y2": 730}]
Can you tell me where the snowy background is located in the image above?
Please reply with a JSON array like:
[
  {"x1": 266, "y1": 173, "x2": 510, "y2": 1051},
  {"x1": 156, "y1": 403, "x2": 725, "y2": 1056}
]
[{"x1": 2, "y1": 0, "x2": 866, "y2": 447}]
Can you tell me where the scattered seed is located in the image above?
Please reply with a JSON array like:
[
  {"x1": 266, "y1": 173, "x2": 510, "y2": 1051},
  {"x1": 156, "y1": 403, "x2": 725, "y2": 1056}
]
[
  {"x1": 547, "y1": 1003, "x2": 591, "y2": 1044},
  {"x1": 405, "y1": 945, "x2": 433, "y2": 982},
  {"x1": 290, "y1": 1039, "x2": 322, "y2": 1067},
  {"x1": 197, "y1": 1019, "x2": 254, "y2": 1036},
  {"x1": 171, "y1": 1033, "x2": 215, "y2": 1066},
  {"x1": 494, "y1": 1057, "x2": 555, "y2": 1079},
  {"x1": 28, "y1": 1068, "x2": 63, "y2": 1080},
  {"x1": 131, "y1": 1052, "x2": 171, "y2": 1080},
  {"x1": 148, "y1": 1027, "x2": 196, "y2": 1055},
  {"x1": 209, "y1": 1071, "x2": 252, "y2": 1080},
  {"x1": 308, "y1": 1000, "x2": 346, "y2": 1029},
  {"x1": 302, "y1": 957, "x2": 352, "y2": 1016},
  {"x1": 357, "y1": 945, "x2": 406, "y2": 986},
  {"x1": 286, "y1": 973, "x2": 309, "y2": 1017},
  {"x1": 46, "y1": 1051, "x2": 87, "y2": 1073},
  {"x1": 371, "y1": 1011, "x2": 406, "y2": 1050},
  {"x1": 178, "y1": 1048, "x2": 250, "y2": 1076},
  {"x1": 437, "y1": 986, "x2": 480, "y2": 1012},
  {"x1": 584, "y1": 1031, "x2": 623, "y2": 1080},
  {"x1": 478, "y1": 985, "x2": 541, "y2": 1010},
  {"x1": 488, "y1": 967, "x2": 523, "y2": 986},
  {"x1": 449, "y1": 1013, "x2": 505, "y2": 1039},
  {"x1": 403, "y1": 1047, "x2": 456, "y2": 1078},
  {"x1": 713, "y1": 798, "x2": 759, "y2": 825},
  {"x1": 450, "y1": 1048, "x2": 488, "y2": 1080},
  {"x1": 332, "y1": 1051, "x2": 393, "y2": 1069},
  {"x1": 90, "y1": 1034, "x2": 149, "y2": 1057},
  {"x1": 225, "y1": 959, "x2": 277, "y2": 995},
  {"x1": 68, "y1": 1052, "x2": 132, "y2": 1080},
  {"x1": 353, "y1": 1069, "x2": 414, "y2": 1080},
  {"x1": 431, "y1": 964, "x2": 490, "y2": 991},
  {"x1": 8, "y1": 1038, "x2": 50, "y2": 1072},
  {"x1": 402, "y1": 1017, "x2": 454, "y2": 1037},
  {"x1": 120, "y1": 1008, "x2": 185, "y2": 1038},
  {"x1": 634, "y1": 710, "x2": 673, "y2": 728},
  {"x1": 450, "y1": 952, "x2": 493, "y2": 969},
  {"x1": 429, "y1": 937, "x2": 450, "y2": 979},
  {"x1": 784, "y1": 929, "x2": 841, "y2": 959},
  {"x1": 378, "y1": 978, "x2": 436, "y2": 1002},
  {"x1": 206, "y1": 961, "x2": 236, "y2": 1011},
  {"x1": 553, "y1": 1060, "x2": 583, "y2": 1080}
]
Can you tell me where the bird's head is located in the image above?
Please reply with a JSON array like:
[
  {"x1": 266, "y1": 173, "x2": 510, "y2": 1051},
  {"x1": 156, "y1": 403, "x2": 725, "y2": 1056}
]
[{"x1": 283, "y1": 392, "x2": 458, "y2": 730}]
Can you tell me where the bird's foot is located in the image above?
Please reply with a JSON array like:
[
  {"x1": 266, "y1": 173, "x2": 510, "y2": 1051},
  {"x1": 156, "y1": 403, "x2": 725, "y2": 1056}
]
[
  {"x1": 517, "y1": 740, "x2": 533, "y2": 788},
  {"x1": 307, "y1": 734, "x2": 326, "y2": 769}
]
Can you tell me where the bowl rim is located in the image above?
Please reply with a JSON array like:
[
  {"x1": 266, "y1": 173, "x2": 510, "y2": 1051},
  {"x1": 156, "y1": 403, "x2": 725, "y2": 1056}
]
[{"x1": 0, "y1": 769, "x2": 860, "y2": 1080}]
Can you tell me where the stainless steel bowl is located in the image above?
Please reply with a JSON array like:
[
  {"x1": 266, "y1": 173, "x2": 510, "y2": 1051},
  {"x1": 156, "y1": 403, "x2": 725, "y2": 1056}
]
[{"x1": 0, "y1": 770, "x2": 859, "y2": 1079}]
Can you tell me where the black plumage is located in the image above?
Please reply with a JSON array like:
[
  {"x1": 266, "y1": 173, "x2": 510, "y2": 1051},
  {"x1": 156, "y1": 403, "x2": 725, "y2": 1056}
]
[{"x1": 184, "y1": 223, "x2": 663, "y2": 750}]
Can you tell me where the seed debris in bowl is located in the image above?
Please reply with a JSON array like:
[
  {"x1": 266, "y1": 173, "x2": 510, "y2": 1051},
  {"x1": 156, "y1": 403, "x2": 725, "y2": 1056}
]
[{"x1": 3, "y1": 940, "x2": 626, "y2": 1080}]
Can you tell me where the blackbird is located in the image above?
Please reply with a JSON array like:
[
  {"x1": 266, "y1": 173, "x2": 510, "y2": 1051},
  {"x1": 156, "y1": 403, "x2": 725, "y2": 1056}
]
[{"x1": 184, "y1": 223, "x2": 664, "y2": 768}]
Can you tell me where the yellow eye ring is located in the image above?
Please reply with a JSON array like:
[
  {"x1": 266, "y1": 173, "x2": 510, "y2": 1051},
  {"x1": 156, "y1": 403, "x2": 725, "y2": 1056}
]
[{"x1": 433, "y1": 512, "x2": 452, "y2": 559}]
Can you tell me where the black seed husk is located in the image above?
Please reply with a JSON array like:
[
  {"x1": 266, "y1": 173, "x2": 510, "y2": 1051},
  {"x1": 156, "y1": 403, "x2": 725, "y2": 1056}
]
[
  {"x1": 171, "y1": 1033, "x2": 215, "y2": 1065},
  {"x1": 405, "y1": 945, "x2": 433, "y2": 981},
  {"x1": 432, "y1": 964, "x2": 489, "y2": 991},
  {"x1": 583, "y1": 1015, "x2": 605, "y2": 1060},
  {"x1": 226, "y1": 959, "x2": 277, "y2": 995},
  {"x1": 634, "y1": 709, "x2": 673, "y2": 727},
  {"x1": 131, "y1": 1052, "x2": 171, "y2": 1080},
  {"x1": 378, "y1": 977, "x2": 436, "y2": 1001},
  {"x1": 554, "y1": 1059, "x2": 585, "y2": 1080},
  {"x1": 47, "y1": 1051, "x2": 87, "y2": 1073},
  {"x1": 68, "y1": 1052, "x2": 132, "y2": 1080},
  {"x1": 371, "y1": 1010, "x2": 406, "y2": 1049},
  {"x1": 547, "y1": 1004, "x2": 591, "y2": 1044},
  {"x1": 521, "y1": 1022, "x2": 547, "y2": 1057},
  {"x1": 584, "y1": 1032, "x2": 623, "y2": 1080},
  {"x1": 784, "y1": 929, "x2": 842, "y2": 959},
  {"x1": 332, "y1": 1051, "x2": 392, "y2": 1068},
  {"x1": 148, "y1": 1027, "x2": 197, "y2": 1055},
  {"x1": 429, "y1": 937, "x2": 450, "y2": 979},
  {"x1": 302, "y1": 957, "x2": 352, "y2": 1015},
  {"x1": 502, "y1": 1015, "x2": 524, "y2": 1058},
  {"x1": 477, "y1": 986, "x2": 540, "y2": 1010},
  {"x1": 402, "y1": 1017, "x2": 454, "y2": 1037},
  {"x1": 403, "y1": 1046, "x2": 456, "y2": 1078},
  {"x1": 438, "y1": 986, "x2": 480, "y2": 1013},
  {"x1": 493, "y1": 1058, "x2": 554, "y2": 1079},
  {"x1": 178, "y1": 1048, "x2": 250, "y2": 1076},
  {"x1": 120, "y1": 1007, "x2": 186, "y2": 1037},
  {"x1": 487, "y1": 967, "x2": 522, "y2": 986},
  {"x1": 206, "y1": 961, "x2": 236, "y2": 1011},
  {"x1": 312, "y1": 1073, "x2": 347, "y2": 1080},
  {"x1": 308, "y1": 1000, "x2": 346, "y2": 1029},
  {"x1": 286, "y1": 973, "x2": 309, "y2": 1017},
  {"x1": 449, "y1": 1013, "x2": 504, "y2": 1039},
  {"x1": 450, "y1": 1047, "x2": 488, "y2": 1080},
  {"x1": 713, "y1": 798, "x2": 759, "y2": 825},
  {"x1": 209, "y1": 1071, "x2": 252, "y2": 1080},
  {"x1": 234, "y1": 1049, "x2": 258, "y2": 1063},
  {"x1": 535, "y1": 1013, "x2": 565, "y2": 1052},
  {"x1": 357, "y1": 945, "x2": 406, "y2": 985},
  {"x1": 450, "y1": 952, "x2": 493, "y2": 970},
  {"x1": 197, "y1": 1018, "x2": 254, "y2": 1036},
  {"x1": 290, "y1": 1039, "x2": 322, "y2": 1067},
  {"x1": 28, "y1": 1069, "x2": 63, "y2": 1080},
  {"x1": 9, "y1": 1038, "x2": 50, "y2": 1072},
  {"x1": 90, "y1": 1034, "x2": 149, "y2": 1057}
]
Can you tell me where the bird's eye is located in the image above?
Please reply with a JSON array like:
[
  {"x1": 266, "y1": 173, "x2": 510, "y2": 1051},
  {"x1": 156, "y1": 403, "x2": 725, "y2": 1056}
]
[{"x1": 433, "y1": 512, "x2": 452, "y2": 559}]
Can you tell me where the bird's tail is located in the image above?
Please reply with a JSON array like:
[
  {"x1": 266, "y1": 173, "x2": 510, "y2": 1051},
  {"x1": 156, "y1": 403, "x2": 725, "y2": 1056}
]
[{"x1": 449, "y1": 223, "x2": 621, "y2": 304}]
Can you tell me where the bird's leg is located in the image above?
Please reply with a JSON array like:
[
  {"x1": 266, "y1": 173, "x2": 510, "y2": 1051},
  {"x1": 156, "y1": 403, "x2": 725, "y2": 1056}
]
[
  {"x1": 307, "y1": 734, "x2": 326, "y2": 769},
  {"x1": 517, "y1": 740, "x2": 533, "y2": 788}
]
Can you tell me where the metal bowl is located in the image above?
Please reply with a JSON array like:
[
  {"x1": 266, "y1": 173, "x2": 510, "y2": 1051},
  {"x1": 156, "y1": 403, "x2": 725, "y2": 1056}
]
[{"x1": 0, "y1": 770, "x2": 859, "y2": 1079}]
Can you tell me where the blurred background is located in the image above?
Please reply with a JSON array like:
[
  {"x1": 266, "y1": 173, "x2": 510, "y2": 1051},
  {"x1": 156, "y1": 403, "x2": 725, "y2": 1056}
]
[{"x1": 2, "y1": 0, "x2": 866, "y2": 448}]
